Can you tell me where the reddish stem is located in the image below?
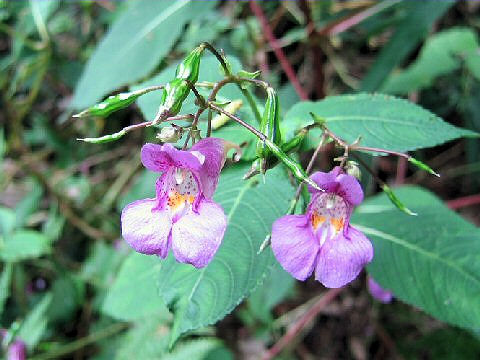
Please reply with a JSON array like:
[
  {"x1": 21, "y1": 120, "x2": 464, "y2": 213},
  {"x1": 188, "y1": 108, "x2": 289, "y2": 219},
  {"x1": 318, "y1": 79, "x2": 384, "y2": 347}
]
[
  {"x1": 395, "y1": 157, "x2": 407, "y2": 185},
  {"x1": 262, "y1": 288, "x2": 343, "y2": 360},
  {"x1": 447, "y1": 194, "x2": 480, "y2": 210},
  {"x1": 249, "y1": 1, "x2": 309, "y2": 100}
]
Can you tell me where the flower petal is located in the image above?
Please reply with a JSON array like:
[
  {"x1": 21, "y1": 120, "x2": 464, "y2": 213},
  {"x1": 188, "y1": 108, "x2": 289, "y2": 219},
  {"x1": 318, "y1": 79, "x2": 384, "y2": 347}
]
[
  {"x1": 368, "y1": 276, "x2": 393, "y2": 303},
  {"x1": 121, "y1": 198, "x2": 172, "y2": 258},
  {"x1": 190, "y1": 138, "x2": 226, "y2": 198},
  {"x1": 308, "y1": 168, "x2": 340, "y2": 194},
  {"x1": 337, "y1": 173, "x2": 364, "y2": 205},
  {"x1": 315, "y1": 226, "x2": 373, "y2": 288},
  {"x1": 271, "y1": 215, "x2": 319, "y2": 281},
  {"x1": 171, "y1": 199, "x2": 227, "y2": 268},
  {"x1": 141, "y1": 143, "x2": 203, "y2": 173}
]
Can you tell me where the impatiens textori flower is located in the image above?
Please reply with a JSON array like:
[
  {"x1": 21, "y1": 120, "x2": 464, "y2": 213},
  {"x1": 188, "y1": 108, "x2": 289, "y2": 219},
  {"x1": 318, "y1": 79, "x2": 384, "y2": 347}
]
[
  {"x1": 271, "y1": 167, "x2": 373, "y2": 288},
  {"x1": 121, "y1": 138, "x2": 227, "y2": 268},
  {"x1": 367, "y1": 276, "x2": 393, "y2": 303}
]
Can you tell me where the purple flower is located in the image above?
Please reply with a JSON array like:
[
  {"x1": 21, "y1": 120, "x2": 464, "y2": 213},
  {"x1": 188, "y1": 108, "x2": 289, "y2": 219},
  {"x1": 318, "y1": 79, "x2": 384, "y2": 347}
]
[
  {"x1": 1, "y1": 330, "x2": 26, "y2": 360},
  {"x1": 367, "y1": 276, "x2": 393, "y2": 303},
  {"x1": 271, "y1": 167, "x2": 373, "y2": 288},
  {"x1": 7, "y1": 340, "x2": 26, "y2": 360},
  {"x1": 121, "y1": 138, "x2": 228, "y2": 268}
]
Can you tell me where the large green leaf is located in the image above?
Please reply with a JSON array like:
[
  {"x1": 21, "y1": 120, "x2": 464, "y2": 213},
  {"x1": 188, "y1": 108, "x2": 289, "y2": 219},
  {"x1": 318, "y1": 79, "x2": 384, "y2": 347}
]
[
  {"x1": 383, "y1": 28, "x2": 480, "y2": 94},
  {"x1": 352, "y1": 186, "x2": 480, "y2": 331},
  {"x1": 360, "y1": 0, "x2": 455, "y2": 91},
  {"x1": 102, "y1": 252, "x2": 170, "y2": 321},
  {"x1": 0, "y1": 230, "x2": 51, "y2": 262},
  {"x1": 71, "y1": 0, "x2": 217, "y2": 109},
  {"x1": 157, "y1": 165, "x2": 294, "y2": 345},
  {"x1": 284, "y1": 94, "x2": 477, "y2": 153}
]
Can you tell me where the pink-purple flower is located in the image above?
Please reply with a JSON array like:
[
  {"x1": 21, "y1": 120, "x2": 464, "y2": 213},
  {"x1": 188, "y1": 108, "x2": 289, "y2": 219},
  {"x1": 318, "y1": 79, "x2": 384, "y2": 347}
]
[
  {"x1": 121, "y1": 138, "x2": 227, "y2": 268},
  {"x1": 0, "y1": 329, "x2": 26, "y2": 360},
  {"x1": 367, "y1": 276, "x2": 393, "y2": 303},
  {"x1": 271, "y1": 167, "x2": 373, "y2": 288}
]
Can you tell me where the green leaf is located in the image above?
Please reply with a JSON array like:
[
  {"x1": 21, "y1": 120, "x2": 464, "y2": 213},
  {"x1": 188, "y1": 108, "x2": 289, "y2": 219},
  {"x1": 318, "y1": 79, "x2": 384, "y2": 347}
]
[
  {"x1": 114, "y1": 318, "x2": 169, "y2": 359},
  {"x1": 284, "y1": 94, "x2": 478, "y2": 153},
  {"x1": 383, "y1": 28, "x2": 479, "y2": 94},
  {"x1": 0, "y1": 206, "x2": 15, "y2": 236},
  {"x1": 247, "y1": 262, "x2": 295, "y2": 323},
  {"x1": 157, "y1": 165, "x2": 294, "y2": 346},
  {"x1": 102, "y1": 252, "x2": 170, "y2": 321},
  {"x1": 360, "y1": 0, "x2": 455, "y2": 91},
  {"x1": 48, "y1": 275, "x2": 85, "y2": 322},
  {"x1": 14, "y1": 179, "x2": 43, "y2": 228},
  {"x1": 0, "y1": 230, "x2": 51, "y2": 262},
  {"x1": 162, "y1": 339, "x2": 223, "y2": 360},
  {"x1": 353, "y1": 186, "x2": 480, "y2": 331},
  {"x1": 18, "y1": 293, "x2": 52, "y2": 350},
  {"x1": 71, "y1": 0, "x2": 218, "y2": 109},
  {"x1": 0, "y1": 263, "x2": 12, "y2": 316}
]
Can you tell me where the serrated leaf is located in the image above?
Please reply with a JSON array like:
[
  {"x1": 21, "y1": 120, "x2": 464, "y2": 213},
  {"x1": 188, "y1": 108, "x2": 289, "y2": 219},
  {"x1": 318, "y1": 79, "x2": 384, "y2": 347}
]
[
  {"x1": 284, "y1": 94, "x2": 478, "y2": 153},
  {"x1": 0, "y1": 230, "x2": 51, "y2": 262},
  {"x1": 71, "y1": 0, "x2": 218, "y2": 109},
  {"x1": 156, "y1": 165, "x2": 294, "y2": 345},
  {"x1": 383, "y1": 28, "x2": 479, "y2": 94},
  {"x1": 353, "y1": 186, "x2": 480, "y2": 331},
  {"x1": 102, "y1": 252, "x2": 170, "y2": 321}
]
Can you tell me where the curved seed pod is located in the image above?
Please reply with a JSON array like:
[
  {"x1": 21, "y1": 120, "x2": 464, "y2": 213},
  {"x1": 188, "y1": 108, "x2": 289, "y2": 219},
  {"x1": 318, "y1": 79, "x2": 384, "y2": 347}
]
[
  {"x1": 73, "y1": 86, "x2": 163, "y2": 118},
  {"x1": 256, "y1": 87, "x2": 281, "y2": 173},
  {"x1": 175, "y1": 44, "x2": 205, "y2": 83},
  {"x1": 153, "y1": 45, "x2": 206, "y2": 125}
]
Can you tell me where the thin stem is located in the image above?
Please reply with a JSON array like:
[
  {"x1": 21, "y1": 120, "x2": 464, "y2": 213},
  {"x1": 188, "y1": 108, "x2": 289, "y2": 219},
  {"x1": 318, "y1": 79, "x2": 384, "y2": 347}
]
[
  {"x1": 208, "y1": 102, "x2": 265, "y2": 140},
  {"x1": 262, "y1": 288, "x2": 343, "y2": 360},
  {"x1": 202, "y1": 42, "x2": 262, "y2": 123},
  {"x1": 249, "y1": 0, "x2": 309, "y2": 100},
  {"x1": 30, "y1": 322, "x2": 129, "y2": 360},
  {"x1": 289, "y1": 133, "x2": 327, "y2": 214}
]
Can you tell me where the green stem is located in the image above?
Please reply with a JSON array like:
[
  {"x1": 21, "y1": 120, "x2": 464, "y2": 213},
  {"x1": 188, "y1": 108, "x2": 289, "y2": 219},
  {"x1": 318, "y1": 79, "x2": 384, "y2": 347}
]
[{"x1": 30, "y1": 323, "x2": 129, "y2": 360}]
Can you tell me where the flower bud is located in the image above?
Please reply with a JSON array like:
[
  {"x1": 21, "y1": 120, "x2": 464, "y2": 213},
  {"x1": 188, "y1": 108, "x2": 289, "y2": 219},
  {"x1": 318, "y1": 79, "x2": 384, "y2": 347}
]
[
  {"x1": 156, "y1": 126, "x2": 183, "y2": 143},
  {"x1": 345, "y1": 161, "x2": 362, "y2": 180}
]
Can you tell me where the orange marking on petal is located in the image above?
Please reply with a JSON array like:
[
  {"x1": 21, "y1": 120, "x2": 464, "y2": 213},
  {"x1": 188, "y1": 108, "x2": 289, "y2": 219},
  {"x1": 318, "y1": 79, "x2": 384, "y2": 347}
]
[
  {"x1": 311, "y1": 212, "x2": 326, "y2": 230},
  {"x1": 330, "y1": 217, "x2": 344, "y2": 233},
  {"x1": 187, "y1": 195, "x2": 195, "y2": 204}
]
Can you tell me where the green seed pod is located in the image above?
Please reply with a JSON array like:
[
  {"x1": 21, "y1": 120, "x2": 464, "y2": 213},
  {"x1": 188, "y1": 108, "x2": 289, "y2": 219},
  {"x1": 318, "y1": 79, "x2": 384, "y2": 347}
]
[
  {"x1": 256, "y1": 87, "x2": 281, "y2": 162},
  {"x1": 408, "y1": 157, "x2": 440, "y2": 177},
  {"x1": 73, "y1": 86, "x2": 162, "y2": 118},
  {"x1": 157, "y1": 78, "x2": 190, "y2": 120},
  {"x1": 175, "y1": 44, "x2": 206, "y2": 83},
  {"x1": 381, "y1": 184, "x2": 417, "y2": 216},
  {"x1": 263, "y1": 139, "x2": 322, "y2": 192}
]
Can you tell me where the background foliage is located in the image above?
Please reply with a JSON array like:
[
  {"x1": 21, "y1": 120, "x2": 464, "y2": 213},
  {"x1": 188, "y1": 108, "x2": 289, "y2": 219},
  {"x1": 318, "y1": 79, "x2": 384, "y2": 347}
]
[{"x1": 1, "y1": 0, "x2": 480, "y2": 359}]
